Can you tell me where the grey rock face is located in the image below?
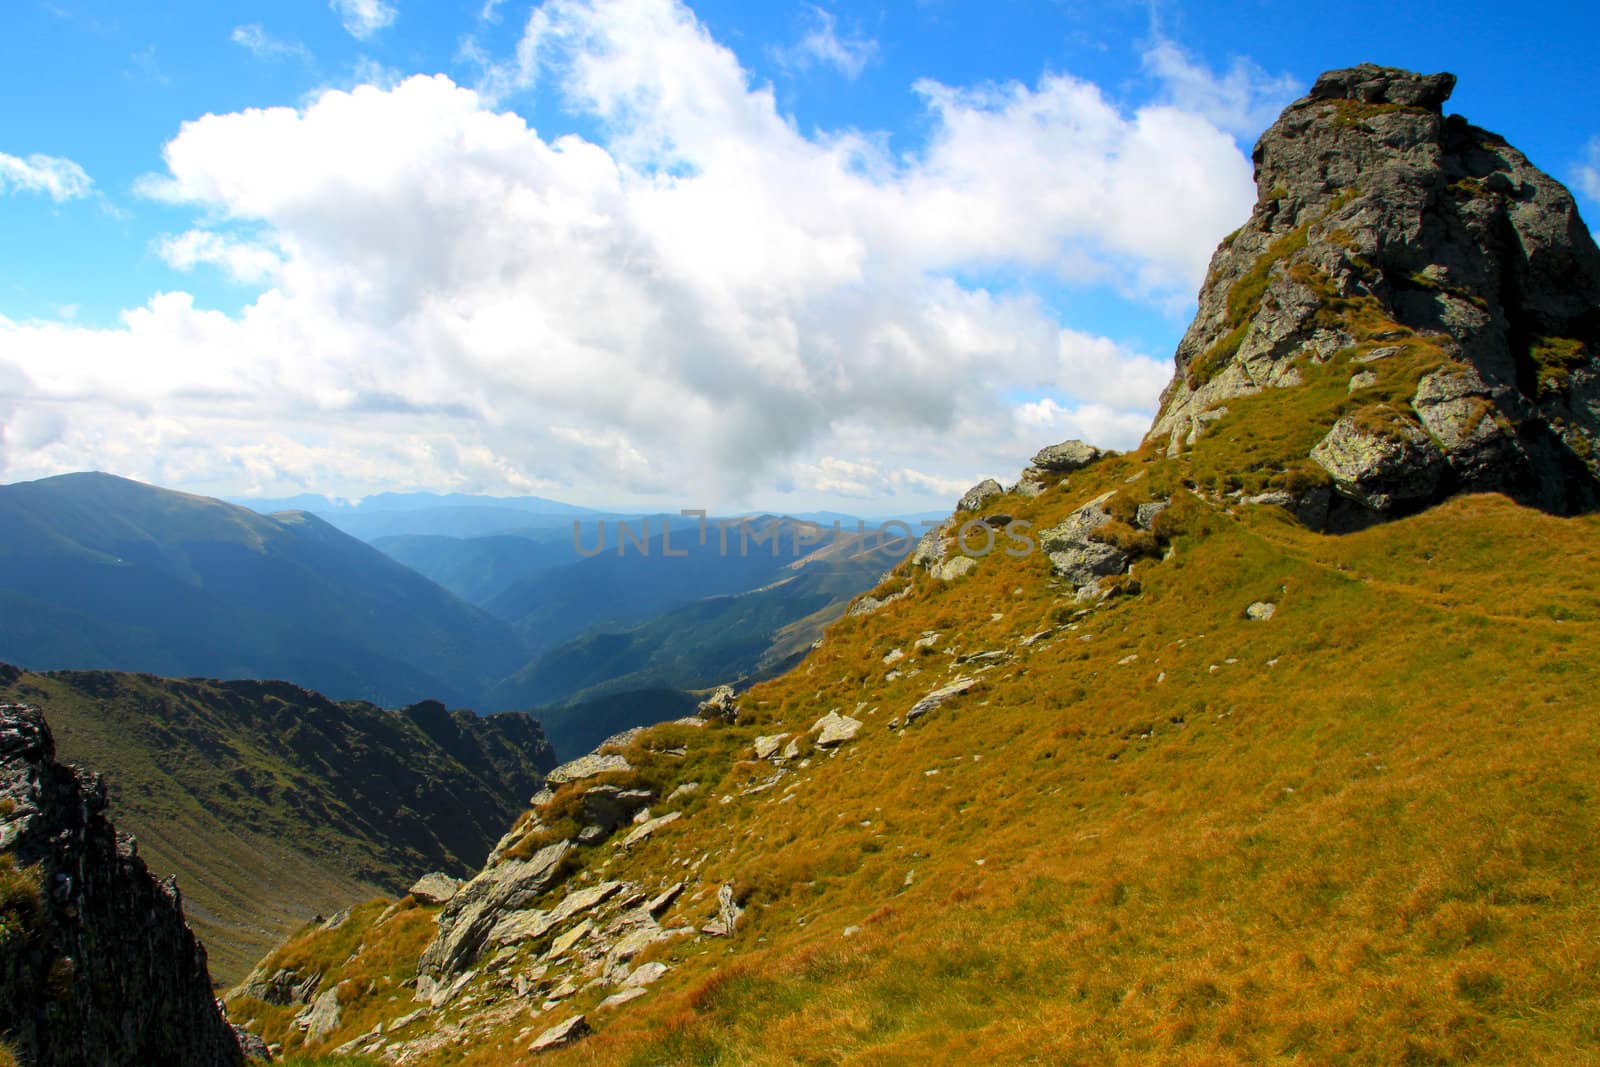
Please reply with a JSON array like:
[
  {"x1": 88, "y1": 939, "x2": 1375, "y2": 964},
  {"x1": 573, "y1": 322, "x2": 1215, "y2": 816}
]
[
  {"x1": 0, "y1": 704, "x2": 244, "y2": 1067},
  {"x1": 417, "y1": 841, "x2": 573, "y2": 977},
  {"x1": 1144, "y1": 63, "x2": 1600, "y2": 522}
]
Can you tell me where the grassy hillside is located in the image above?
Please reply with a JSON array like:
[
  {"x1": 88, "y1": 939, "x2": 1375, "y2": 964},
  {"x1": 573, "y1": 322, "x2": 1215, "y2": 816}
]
[
  {"x1": 0, "y1": 472, "x2": 529, "y2": 708},
  {"x1": 228, "y1": 463, "x2": 1600, "y2": 1063},
  {"x1": 0, "y1": 665, "x2": 555, "y2": 983}
]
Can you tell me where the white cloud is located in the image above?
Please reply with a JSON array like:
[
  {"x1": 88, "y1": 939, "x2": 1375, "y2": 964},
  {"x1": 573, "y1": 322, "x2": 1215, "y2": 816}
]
[
  {"x1": 4, "y1": 0, "x2": 1272, "y2": 508},
  {"x1": 1143, "y1": 41, "x2": 1300, "y2": 138},
  {"x1": 330, "y1": 0, "x2": 396, "y2": 40},
  {"x1": 0, "y1": 151, "x2": 94, "y2": 201},
  {"x1": 774, "y1": 6, "x2": 877, "y2": 80},
  {"x1": 231, "y1": 24, "x2": 312, "y2": 64},
  {"x1": 1576, "y1": 136, "x2": 1600, "y2": 205},
  {"x1": 158, "y1": 230, "x2": 284, "y2": 284}
]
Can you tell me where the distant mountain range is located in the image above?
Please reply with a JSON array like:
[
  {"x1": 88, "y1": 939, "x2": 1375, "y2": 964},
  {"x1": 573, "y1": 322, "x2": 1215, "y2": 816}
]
[
  {"x1": 0, "y1": 472, "x2": 529, "y2": 709},
  {"x1": 0, "y1": 473, "x2": 907, "y2": 754}
]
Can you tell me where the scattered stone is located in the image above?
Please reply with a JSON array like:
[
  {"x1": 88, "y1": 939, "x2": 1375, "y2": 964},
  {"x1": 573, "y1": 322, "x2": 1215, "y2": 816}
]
[
  {"x1": 1246, "y1": 601, "x2": 1277, "y2": 620},
  {"x1": 1018, "y1": 629, "x2": 1054, "y2": 647},
  {"x1": 929, "y1": 555, "x2": 977, "y2": 581},
  {"x1": 914, "y1": 632, "x2": 941, "y2": 650},
  {"x1": 780, "y1": 738, "x2": 802, "y2": 761},
  {"x1": 596, "y1": 726, "x2": 645, "y2": 753},
  {"x1": 233, "y1": 1026, "x2": 272, "y2": 1062},
  {"x1": 904, "y1": 677, "x2": 978, "y2": 726},
  {"x1": 623, "y1": 961, "x2": 669, "y2": 988},
  {"x1": 529, "y1": 1015, "x2": 590, "y2": 1054},
  {"x1": 882, "y1": 648, "x2": 905, "y2": 666},
  {"x1": 667, "y1": 781, "x2": 700, "y2": 801},
  {"x1": 753, "y1": 734, "x2": 788, "y2": 760},
  {"x1": 811, "y1": 711, "x2": 864, "y2": 747},
  {"x1": 1348, "y1": 369, "x2": 1378, "y2": 393},
  {"x1": 599, "y1": 988, "x2": 648, "y2": 1010},
  {"x1": 622, "y1": 811, "x2": 682, "y2": 850},
  {"x1": 546, "y1": 919, "x2": 593, "y2": 960}
]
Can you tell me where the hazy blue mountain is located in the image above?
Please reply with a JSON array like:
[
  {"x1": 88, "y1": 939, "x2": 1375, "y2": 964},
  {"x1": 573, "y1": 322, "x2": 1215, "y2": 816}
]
[
  {"x1": 0, "y1": 472, "x2": 529, "y2": 707},
  {"x1": 487, "y1": 521, "x2": 903, "y2": 715},
  {"x1": 372, "y1": 530, "x2": 582, "y2": 605}
]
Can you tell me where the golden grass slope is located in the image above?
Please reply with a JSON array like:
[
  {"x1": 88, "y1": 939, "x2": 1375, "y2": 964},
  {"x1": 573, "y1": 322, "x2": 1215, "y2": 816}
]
[{"x1": 230, "y1": 442, "x2": 1600, "y2": 1065}]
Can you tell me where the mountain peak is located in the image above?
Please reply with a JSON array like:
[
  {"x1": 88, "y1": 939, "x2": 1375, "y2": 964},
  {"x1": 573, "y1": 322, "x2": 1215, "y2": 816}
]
[
  {"x1": 1148, "y1": 64, "x2": 1600, "y2": 528},
  {"x1": 1304, "y1": 63, "x2": 1456, "y2": 111}
]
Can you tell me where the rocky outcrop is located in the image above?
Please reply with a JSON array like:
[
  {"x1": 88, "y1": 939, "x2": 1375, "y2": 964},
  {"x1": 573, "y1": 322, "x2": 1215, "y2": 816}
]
[
  {"x1": 417, "y1": 841, "x2": 572, "y2": 978},
  {"x1": 1146, "y1": 63, "x2": 1600, "y2": 525},
  {"x1": 956, "y1": 479, "x2": 1004, "y2": 512},
  {"x1": 695, "y1": 685, "x2": 741, "y2": 724},
  {"x1": 0, "y1": 704, "x2": 244, "y2": 1066}
]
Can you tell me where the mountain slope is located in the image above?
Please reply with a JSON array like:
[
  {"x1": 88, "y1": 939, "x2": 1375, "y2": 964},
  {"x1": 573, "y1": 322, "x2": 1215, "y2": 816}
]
[
  {"x1": 227, "y1": 66, "x2": 1600, "y2": 1065},
  {"x1": 0, "y1": 472, "x2": 530, "y2": 707},
  {"x1": 0, "y1": 664, "x2": 555, "y2": 982},
  {"x1": 487, "y1": 523, "x2": 899, "y2": 717},
  {"x1": 371, "y1": 531, "x2": 581, "y2": 606}
]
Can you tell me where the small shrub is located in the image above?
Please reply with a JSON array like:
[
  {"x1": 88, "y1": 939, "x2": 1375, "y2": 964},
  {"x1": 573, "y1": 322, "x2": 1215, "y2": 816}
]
[{"x1": 0, "y1": 857, "x2": 42, "y2": 949}]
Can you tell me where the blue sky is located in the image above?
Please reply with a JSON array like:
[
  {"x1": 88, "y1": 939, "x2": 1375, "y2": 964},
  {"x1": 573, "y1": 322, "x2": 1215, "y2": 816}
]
[{"x1": 1, "y1": 0, "x2": 1597, "y2": 508}]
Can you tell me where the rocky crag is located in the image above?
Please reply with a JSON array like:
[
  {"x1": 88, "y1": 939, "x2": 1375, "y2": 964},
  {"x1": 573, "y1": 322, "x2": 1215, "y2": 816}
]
[
  {"x1": 0, "y1": 704, "x2": 244, "y2": 1066},
  {"x1": 1150, "y1": 63, "x2": 1600, "y2": 526}
]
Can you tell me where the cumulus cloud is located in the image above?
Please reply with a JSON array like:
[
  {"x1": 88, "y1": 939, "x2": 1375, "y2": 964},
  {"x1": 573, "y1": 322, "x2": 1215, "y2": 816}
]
[
  {"x1": 330, "y1": 0, "x2": 396, "y2": 40},
  {"x1": 1143, "y1": 41, "x2": 1300, "y2": 138},
  {"x1": 774, "y1": 6, "x2": 877, "y2": 80},
  {"x1": 3, "y1": 0, "x2": 1271, "y2": 507},
  {"x1": 0, "y1": 151, "x2": 93, "y2": 201}
]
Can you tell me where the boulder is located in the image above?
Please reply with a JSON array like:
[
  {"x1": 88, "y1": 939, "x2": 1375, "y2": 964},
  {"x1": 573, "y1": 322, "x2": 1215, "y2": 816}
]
[
  {"x1": 529, "y1": 1015, "x2": 590, "y2": 1054},
  {"x1": 696, "y1": 685, "x2": 741, "y2": 723},
  {"x1": 1310, "y1": 415, "x2": 1446, "y2": 512},
  {"x1": 956, "y1": 479, "x2": 1005, "y2": 512},
  {"x1": 545, "y1": 752, "x2": 632, "y2": 787},
  {"x1": 753, "y1": 734, "x2": 788, "y2": 760},
  {"x1": 1246, "y1": 601, "x2": 1277, "y2": 621},
  {"x1": 929, "y1": 555, "x2": 977, "y2": 581},
  {"x1": 1038, "y1": 492, "x2": 1130, "y2": 597},
  {"x1": 904, "y1": 678, "x2": 978, "y2": 726},
  {"x1": 1031, "y1": 439, "x2": 1103, "y2": 472},
  {"x1": 622, "y1": 811, "x2": 682, "y2": 850},
  {"x1": 408, "y1": 872, "x2": 462, "y2": 907},
  {"x1": 811, "y1": 712, "x2": 863, "y2": 747}
]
